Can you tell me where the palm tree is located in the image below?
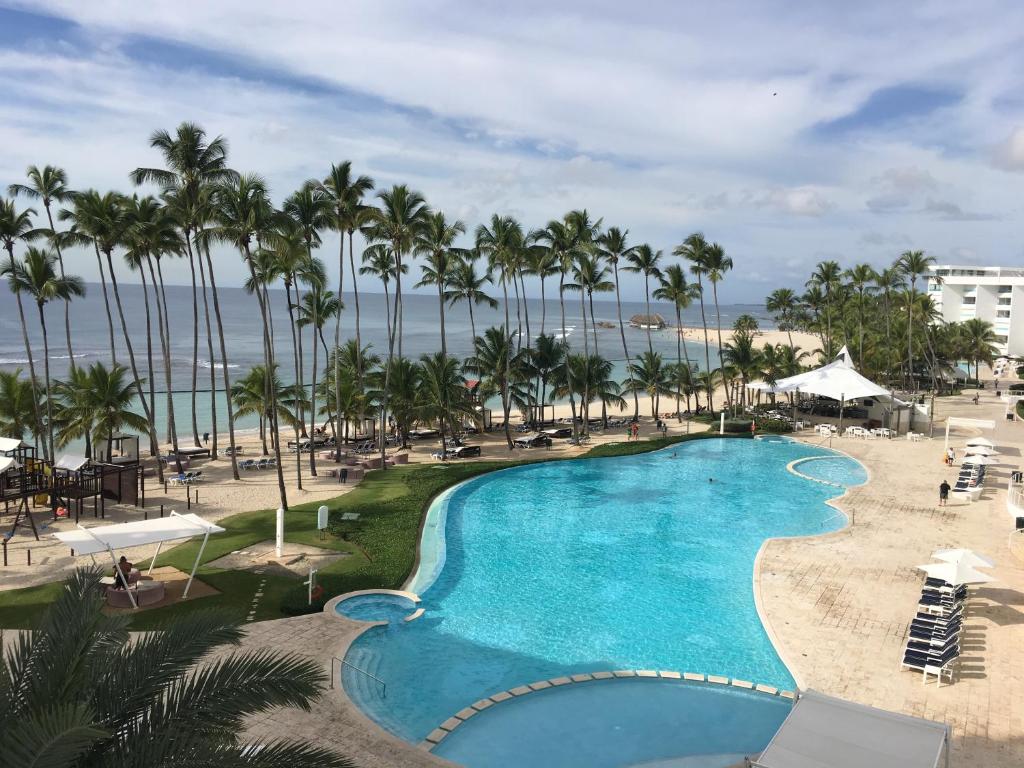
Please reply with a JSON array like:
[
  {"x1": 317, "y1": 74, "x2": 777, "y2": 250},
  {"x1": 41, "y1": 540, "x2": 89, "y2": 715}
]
[
  {"x1": 702, "y1": 242, "x2": 734, "y2": 412},
  {"x1": 320, "y1": 161, "x2": 374, "y2": 448},
  {"x1": 17, "y1": 247, "x2": 85, "y2": 461},
  {"x1": 79, "y1": 362, "x2": 152, "y2": 456},
  {"x1": 444, "y1": 252, "x2": 497, "y2": 342},
  {"x1": 1, "y1": 566, "x2": 352, "y2": 767},
  {"x1": 765, "y1": 288, "x2": 799, "y2": 353},
  {"x1": 960, "y1": 318, "x2": 1000, "y2": 382},
  {"x1": 722, "y1": 328, "x2": 761, "y2": 409},
  {"x1": 213, "y1": 174, "x2": 288, "y2": 509},
  {"x1": 476, "y1": 214, "x2": 524, "y2": 340},
  {"x1": 414, "y1": 211, "x2": 466, "y2": 358},
  {"x1": 363, "y1": 185, "x2": 430, "y2": 463},
  {"x1": 296, "y1": 274, "x2": 337, "y2": 475},
  {"x1": 525, "y1": 333, "x2": 565, "y2": 425},
  {"x1": 525, "y1": 239, "x2": 560, "y2": 336},
  {"x1": 572, "y1": 254, "x2": 615, "y2": 354},
  {"x1": 898, "y1": 250, "x2": 937, "y2": 390},
  {"x1": 624, "y1": 351, "x2": 675, "y2": 418},
  {"x1": 596, "y1": 226, "x2": 639, "y2": 418},
  {"x1": 623, "y1": 244, "x2": 663, "y2": 355},
  {"x1": 0, "y1": 369, "x2": 39, "y2": 442},
  {"x1": 0, "y1": 198, "x2": 45, "y2": 456},
  {"x1": 8, "y1": 165, "x2": 76, "y2": 362},
  {"x1": 231, "y1": 364, "x2": 304, "y2": 455},
  {"x1": 465, "y1": 326, "x2": 523, "y2": 449},
  {"x1": 807, "y1": 260, "x2": 842, "y2": 357},
  {"x1": 551, "y1": 353, "x2": 624, "y2": 429},
  {"x1": 417, "y1": 352, "x2": 474, "y2": 458},
  {"x1": 52, "y1": 365, "x2": 97, "y2": 457},
  {"x1": 360, "y1": 243, "x2": 403, "y2": 347},
  {"x1": 676, "y1": 232, "x2": 713, "y2": 410},
  {"x1": 844, "y1": 263, "x2": 877, "y2": 366},
  {"x1": 653, "y1": 264, "x2": 700, "y2": 420},
  {"x1": 874, "y1": 265, "x2": 903, "y2": 374}
]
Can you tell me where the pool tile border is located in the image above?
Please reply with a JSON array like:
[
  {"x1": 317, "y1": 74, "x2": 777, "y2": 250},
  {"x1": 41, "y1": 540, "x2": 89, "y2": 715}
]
[{"x1": 424, "y1": 669, "x2": 798, "y2": 752}]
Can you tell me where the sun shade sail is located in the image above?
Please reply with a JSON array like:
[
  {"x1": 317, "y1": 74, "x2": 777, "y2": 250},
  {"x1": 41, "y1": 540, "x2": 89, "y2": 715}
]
[
  {"x1": 748, "y1": 347, "x2": 891, "y2": 401},
  {"x1": 53, "y1": 513, "x2": 224, "y2": 556},
  {"x1": 0, "y1": 437, "x2": 26, "y2": 453},
  {"x1": 753, "y1": 689, "x2": 949, "y2": 768},
  {"x1": 0, "y1": 457, "x2": 21, "y2": 474},
  {"x1": 54, "y1": 454, "x2": 89, "y2": 471}
]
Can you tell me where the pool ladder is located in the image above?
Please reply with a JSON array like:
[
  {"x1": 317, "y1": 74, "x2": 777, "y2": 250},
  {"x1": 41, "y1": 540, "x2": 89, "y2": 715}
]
[{"x1": 331, "y1": 655, "x2": 387, "y2": 698}]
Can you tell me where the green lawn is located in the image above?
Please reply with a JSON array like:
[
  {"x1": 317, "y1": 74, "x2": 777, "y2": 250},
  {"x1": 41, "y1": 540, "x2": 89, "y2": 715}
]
[{"x1": 0, "y1": 432, "x2": 744, "y2": 628}]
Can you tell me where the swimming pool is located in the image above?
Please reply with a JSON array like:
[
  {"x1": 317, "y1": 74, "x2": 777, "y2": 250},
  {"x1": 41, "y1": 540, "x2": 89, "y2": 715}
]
[
  {"x1": 342, "y1": 437, "x2": 863, "y2": 759},
  {"x1": 334, "y1": 592, "x2": 418, "y2": 623}
]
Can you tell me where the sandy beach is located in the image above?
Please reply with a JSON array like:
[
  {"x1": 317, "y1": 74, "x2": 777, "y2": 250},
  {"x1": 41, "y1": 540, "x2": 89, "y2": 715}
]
[{"x1": 677, "y1": 325, "x2": 822, "y2": 355}]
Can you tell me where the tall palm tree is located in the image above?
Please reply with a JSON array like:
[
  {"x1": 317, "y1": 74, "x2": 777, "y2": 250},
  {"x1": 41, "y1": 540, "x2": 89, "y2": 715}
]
[
  {"x1": 702, "y1": 242, "x2": 734, "y2": 412},
  {"x1": 465, "y1": 326, "x2": 524, "y2": 449},
  {"x1": 807, "y1": 260, "x2": 842, "y2": 357},
  {"x1": 359, "y1": 243, "x2": 404, "y2": 350},
  {"x1": 444, "y1": 252, "x2": 497, "y2": 342},
  {"x1": 624, "y1": 351, "x2": 675, "y2": 418},
  {"x1": 676, "y1": 233, "x2": 713, "y2": 410},
  {"x1": 414, "y1": 211, "x2": 466, "y2": 358},
  {"x1": 230, "y1": 364, "x2": 302, "y2": 455},
  {"x1": 874, "y1": 265, "x2": 903, "y2": 375},
  {"x1": 959, "y1": 318, "x2": 1001, "y2": 382},
  {"x1": 525, "y1": 333, "x2": 565, "y2": 425},
  {"x1": 2, "y1": 566, "x2": 352, "y2": 767},
  {"x1": 417, "y1": 352, "x2": 475, "y2": 458},
  {"x1": 654, "y1": 264, "x2": 700, "y2": 420},
  {"x1": 77, "y1": 362, "x2": 151, "y2": 457},
  {"x1": 476, "y1": 215, "x2": 524, "y2": 341},
  {"x1": 765, "y1": 288, "x2": 799, "y2": 354},
  {"x1": 596, "y1": 226, "x2": 639, "y2": 419},
  {"x1": 722, "y1": 328, "x2": 761, "y2": 409},
  {"x1": 320, "y1": 161, "x2": 374, "y2": 448},
  {"x1": 898, "y1": 250, "x2": 936, "y2": 390},
  {"x1": 0, "y1": 198, "x2": 45, "y2": 456},
  {"x1": 17, "y1": 247, "x2": 85, "y2": 461},
  {"x1": 0, "y1": 369, "x2": 39, "y2": 443},
  {"x1": 363, "y1": 185, "x2": 430, "y2": 463},
  {"x1": 844, "y1": 263, "x2": 877, "y2": 366},
  {"x1": 213, "y1": 174, "x2": 288, "y2": 509},
  {"x1": 524, "y1": 239, "x2": 560, "y2": 337},
  {"x1": 623, "y1": 244, "x2": 663, "y2": 355},
  {"x1": 8, "y1": 165, "x2": 76, "y2": 362},
  {"x1": 295, "y1": 265, "x2": 334, "y2": 476}
]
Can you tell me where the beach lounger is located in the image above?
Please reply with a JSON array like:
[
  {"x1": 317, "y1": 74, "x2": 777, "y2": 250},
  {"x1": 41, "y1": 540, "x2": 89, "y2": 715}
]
[
  {"x1": 901, "y1": 646, "x2": 959, "y2": 671},
  {"x1": 239, "y1": 459, "x2": 256, "y2": 470},
  {"x1": 256, "y1": 458, "x2": 270, "y2": 470}
]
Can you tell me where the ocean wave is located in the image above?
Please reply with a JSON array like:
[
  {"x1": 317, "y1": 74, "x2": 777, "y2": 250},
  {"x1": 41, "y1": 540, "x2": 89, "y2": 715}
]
[
  {"x1": 0, "y1": 358, "x2": 29, "y2": 365},
  {"x1": 50, "y1": 353, "x2": 90, "y2": 360},
  {"x1": 197, "y1": 359, "x2": 241, "y2": 370}
]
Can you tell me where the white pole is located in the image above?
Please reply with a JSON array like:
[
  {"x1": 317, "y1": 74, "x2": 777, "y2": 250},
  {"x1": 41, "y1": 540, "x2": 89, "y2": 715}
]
[
  {"x1": 719, "y1": 412, "x2": 725, "y2": 435},
  {"x1": 944, "y1": 422, "x2": 950, "y2": 453},
  {"x1": 147, "y1": 541, "x2": 163, "y2": 576},
  {"x1": 183, "y1": 529, "x2": 210, "y2": 600},
  {"x1": 276, "y1": 507, "x2": 285, "y2": 558},
  {"x1": 108, "y1": 545, "x2": 137, "y2": 609}
]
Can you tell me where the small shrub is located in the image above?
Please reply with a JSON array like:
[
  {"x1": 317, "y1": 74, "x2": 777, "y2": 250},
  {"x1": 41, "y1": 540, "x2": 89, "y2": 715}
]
[
  {"x1": 723, "y1": 418, "x2": 754, "y2": 434},
  {"x1": 755, "y1": 418, "x2": 793, "y2": 433}
]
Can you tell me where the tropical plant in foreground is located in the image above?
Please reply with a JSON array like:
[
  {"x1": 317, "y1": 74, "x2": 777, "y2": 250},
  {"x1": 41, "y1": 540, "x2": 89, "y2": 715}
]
[
  {"x1": 0, "y1": 567, "x2": 353, "y2": 768},
  {"x1": 0, "y1": 369, "x2": 39, "y2": 443}
]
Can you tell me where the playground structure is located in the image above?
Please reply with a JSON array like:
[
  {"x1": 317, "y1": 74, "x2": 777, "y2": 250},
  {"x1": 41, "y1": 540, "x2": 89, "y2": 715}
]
[{"x1": 1, "y1": 436, "x2": 143, "y2": 541}]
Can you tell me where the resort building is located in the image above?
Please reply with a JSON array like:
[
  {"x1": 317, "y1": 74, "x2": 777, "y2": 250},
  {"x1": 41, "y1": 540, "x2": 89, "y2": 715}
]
[{"x1": 927, "y1": 265, "x2": 1024, "y2": 357}]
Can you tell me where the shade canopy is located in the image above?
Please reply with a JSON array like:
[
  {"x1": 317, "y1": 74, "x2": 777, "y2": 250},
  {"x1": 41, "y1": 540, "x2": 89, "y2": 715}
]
[
  {"x1": 917, "y1": 561, "x2": 995, "y2": 586},
  {"x1": 53, "y1": 513, "x2": 224, "y2": 556},
  {"x1": 0, "y1": 437, "x2": 26, "y2": 454},
  {"x1": 962, "y1": 455, "x2": 1000, "y2": 466},
  {"x1": 54, "y1": 454, "x2": 89, "y2": 471},
  {"x1": 965, "y1": 437, "x2": 995, "y2": 448},
  {"x1": 932, "y1": 549, "x2": 995, "y2": 569},
  {"x1": 0, "y1": 457, "x2": 21, "y2": 474},
  {"x1": 749, "y1": 348, "x2": 891, "y2": 401},
  {"x1": 753, "y1": 689, "x2": 949, "y2": 768},
  {"x1": 962, "y1": 445, "x2": 998, "y2": 456}
]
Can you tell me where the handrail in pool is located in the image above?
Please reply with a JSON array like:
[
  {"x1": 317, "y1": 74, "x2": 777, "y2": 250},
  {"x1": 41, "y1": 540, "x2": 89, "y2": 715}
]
[{"x1": 331, "y1": 655, "x2": 387, "y2": 698}]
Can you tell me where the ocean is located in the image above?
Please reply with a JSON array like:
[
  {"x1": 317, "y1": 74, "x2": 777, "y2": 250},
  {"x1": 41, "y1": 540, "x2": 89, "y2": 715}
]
[{"x1": 0, "y1": 280, "x2": 770, "y2": 439}]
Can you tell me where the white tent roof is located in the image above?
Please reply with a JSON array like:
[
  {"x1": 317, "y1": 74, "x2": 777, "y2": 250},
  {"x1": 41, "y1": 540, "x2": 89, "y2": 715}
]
[
  {"x1": 54, "y1": 454, "x2": 89, "y2": 471},
  {"x1": 753, "y1": 689, "x2": 948, "y2": 768},
  {"x1": 0, "y1": 437, "x2": 26, "y2": 453},
  {"x1": 932, "y1": 549, "x2": 995, "y2": 569},
  {"x1": 917, "y1": 561, "x2": 995, "y2": 586},
  {"x1": 964, "y1": 437, "x2": 995, "y2": 447},
  {"x1": 53, "y1": 513, "x2": 224, "y2": 556},
  {"x1": 751, "y1": 349, "x2": 892, "y2": 401},
  {"x1": 0, "y1": 457, "x2": 21, "y2": 474}
]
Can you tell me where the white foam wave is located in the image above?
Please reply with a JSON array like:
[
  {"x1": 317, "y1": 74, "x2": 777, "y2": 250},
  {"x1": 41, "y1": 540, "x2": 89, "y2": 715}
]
[
  {"x1": 197, "y1": 359, "x2": 241, "y2": 370},
  {"x1": 0, "y1": 358, "x2": 29, "y2": 365}
]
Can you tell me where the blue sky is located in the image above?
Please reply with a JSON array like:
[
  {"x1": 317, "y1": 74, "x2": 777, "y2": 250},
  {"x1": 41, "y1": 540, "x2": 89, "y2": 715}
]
[{"x1": 2, "y1": 1, "x2": 1023, "y2": 302}]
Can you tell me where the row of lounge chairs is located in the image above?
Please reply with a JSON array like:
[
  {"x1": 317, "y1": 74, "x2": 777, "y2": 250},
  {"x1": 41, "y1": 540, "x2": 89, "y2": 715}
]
[
  {"x1": 952, "y1": 462, "x2": 986, "y2": 502},
  {"x1": 238, "y1": 458, "x2": 278, "y2": 471},
  {"x1": 168, "y1": 470, "x2": 203, "y2": 485},
  {"x1": 901, "y1": 577, "x2": 967, "y2": 685}
]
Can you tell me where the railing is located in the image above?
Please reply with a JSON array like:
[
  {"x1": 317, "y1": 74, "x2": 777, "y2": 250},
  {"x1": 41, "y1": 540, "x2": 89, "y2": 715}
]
[
  {"x1": 331, "y1": 656, "x2": 386, "y2": 698},
  {"x1": 1008, "y1": 474, "x2": 1024, "y2": 519}
]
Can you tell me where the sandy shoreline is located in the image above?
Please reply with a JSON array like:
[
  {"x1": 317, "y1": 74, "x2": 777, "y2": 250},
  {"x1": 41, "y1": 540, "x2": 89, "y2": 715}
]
[{"x1": 676, "y1": 325, "x2": 821, "y2": 354}]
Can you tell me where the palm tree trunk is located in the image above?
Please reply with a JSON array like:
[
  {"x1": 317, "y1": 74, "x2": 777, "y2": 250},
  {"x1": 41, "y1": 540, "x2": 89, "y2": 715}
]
[
  {"x1": 579, "y1": 288, "x2": 590, "y2": 431},
  {"x1": 908, "y1": 285, "x2": 915, "y2": 391},
  {"x1": 438, "y1": 281, "x2": 448, "y2": 359},
  {"x1": 613, "y1": 262, "x2": 639, "y2": 420},
  {"x1": 10, "y1": 287, "x2": 44, "y2": 460},
  {"x1": 94, "y1": 241, "x2": 116, "y2": 365},
  {"x1": 513, "y1": 274, "x2": 523, "y2": 353},
  {"x1": 348, "y1": 231, "x2": 362, "y2": 384},
  {"x1": 43, "y1": 204, "x2": 74, "y2": 364},
  {"x1": 294, "y1": 278, "x2": 308, "y2": 439},
  {"x1": 153, "y1": 258, "x2": 180, "y2": 458},
  {"x1": 309, "y1": 307, "x2": 319, "y2": 478},
  {"x1": 104, "y1": 251, "x2": 164, "y2": 481},
  {"x1": 283, "y1": 282, "x2": 304, "y2": 490},
  {"x1": 334, "y1": 225, "x2": 345, "y2": 463},
  {"x1": 139, "y1": 265, "x2": 158, "y2": 457},
  {"x1": 196, "y1": 239, "x2": 218, "y2": 459},
  {"x1": 675, "y1": 304, "x2": 683, "y2": 421},
  {"x1": 558, "y1": 272, "x2": 579, "y2": 437},
  {"x1": 712, "y1": 282, "x2": 731, "y2": 413},
  {"x1": 588, "y1": 290, "x2": 606, "y2": 426},
  {"x1": 695, "y1": 274, "x2": 713, "y2": 413},
  {"x1": 643, "y1": 274, "x2": 653, "y2": 355},
  {"x1": 468, "y1": 301, "x2": 477, "y2": 343},
  {"x1": 395, "y1": 253, "x2": 404, "y2": 360},
  {"x1": 36, "y1": 303, "x2": 53, "y2": 462},
  {"x1": 520, "y1": 271, "x2": 531, "y2": 349},
  {"x1": 186, "y1": 243, "x2": 201, "y2": 446}
]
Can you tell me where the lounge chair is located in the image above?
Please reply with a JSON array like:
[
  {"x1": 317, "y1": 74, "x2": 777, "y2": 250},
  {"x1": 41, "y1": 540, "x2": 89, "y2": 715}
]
[
  {"x1": 256, "y1": 458, "x2": 270, "y2": 470},
  {"x1": 239, "y1": 459, "x2": 256, "y2": 470},
  {"x1": 901, "y1": 646, "x2": 959, "y2": 672}
]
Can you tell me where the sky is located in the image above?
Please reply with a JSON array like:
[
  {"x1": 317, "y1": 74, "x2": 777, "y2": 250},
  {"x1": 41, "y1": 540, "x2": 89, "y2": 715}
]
[{"x1": 2, "y1": 1, "x2": 1023, "y2": 303}]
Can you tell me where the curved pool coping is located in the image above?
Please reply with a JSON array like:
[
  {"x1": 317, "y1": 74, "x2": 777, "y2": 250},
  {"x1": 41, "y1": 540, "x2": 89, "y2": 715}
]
[
  {"x1": 325, "y1": 589, "x2": 423, "y2": 625},
  {"x1": 422, "y1": 669, "x2": 795, "y2": 751},
  {"x1": 327, "y1": 436, "x2": 871, "y2": 753}
]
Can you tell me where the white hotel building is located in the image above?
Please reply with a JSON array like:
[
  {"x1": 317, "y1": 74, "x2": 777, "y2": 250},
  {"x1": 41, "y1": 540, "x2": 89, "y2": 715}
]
[{"x1": 927, "y1": 265, "x2": 1024, "y2": 358}]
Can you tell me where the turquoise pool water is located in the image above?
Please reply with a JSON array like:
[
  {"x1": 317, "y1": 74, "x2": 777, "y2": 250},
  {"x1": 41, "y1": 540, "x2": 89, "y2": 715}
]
[
  {"x1": 335, "y1": 593, "x2": 417, "y2": 623},
  {"x1": 434, "y1": 679, "x2": 792, "y2": 768},
  {"x1": 343, "y1": 437, "x2": 863, "y2": 755},
  {"x1": 792, "y1": 455, "x2": 868, "y2": 488}
]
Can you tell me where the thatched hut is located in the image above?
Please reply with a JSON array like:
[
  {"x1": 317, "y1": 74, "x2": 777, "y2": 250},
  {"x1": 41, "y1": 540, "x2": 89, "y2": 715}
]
[{"x1": 629, "y1": 313, "x2": 667, "y2": 329}]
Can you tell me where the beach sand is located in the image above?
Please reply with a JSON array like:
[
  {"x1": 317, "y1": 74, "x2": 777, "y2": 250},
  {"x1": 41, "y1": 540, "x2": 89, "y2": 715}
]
[{"x1": 677, "y1": 325, "x2": 822, "y2": 355}]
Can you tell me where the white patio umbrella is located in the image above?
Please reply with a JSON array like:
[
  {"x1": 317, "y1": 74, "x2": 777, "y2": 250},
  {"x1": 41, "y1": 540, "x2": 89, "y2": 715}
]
[
  {"x1": 962, "y1": 455, "x2": 1000, "y2": 466},
  {"x1": 917, "y1": 561, "x2": 995, "y2": 586},
  {"x1": 932, "y1": 548, "x2": 995, "y2": 569},
  {"x1": 965, "y1": 437, "x2": 995, "y2": 447},
  {"x1": 962, "y1": 445, "x2": 998, "y2": 455}
]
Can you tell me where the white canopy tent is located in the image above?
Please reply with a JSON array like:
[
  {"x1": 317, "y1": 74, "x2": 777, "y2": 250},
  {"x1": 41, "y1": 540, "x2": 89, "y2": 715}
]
[
  {"x1": 53, "y1": 512, "x2": 224, "y2": 608},
  {"x1": 53, "y1": 454, "x2": 89, "y2": 471},
  {"x1": 917, "y1": 560, "x2": 995, "y2": 586},
  {"x1": 932, "y1": 548, "x2": 995, "y2": 569},
  {"x1": 0, "y1": 457, "x2": 20, "y2": 475},
  {"x1": 0, "y1": 437, "x2": 27, "y2": 454},
  {"x1": 752, "y1": 689, "x2": 950, "y2": 768},
  {"x1": 965, "y1": 437, "x2": 995, "y2": 448}
]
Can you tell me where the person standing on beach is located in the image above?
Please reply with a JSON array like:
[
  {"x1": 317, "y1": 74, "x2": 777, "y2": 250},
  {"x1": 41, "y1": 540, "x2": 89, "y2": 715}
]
[{"x1": 939, "y1": 480, "x2": 950, "y2": 506}]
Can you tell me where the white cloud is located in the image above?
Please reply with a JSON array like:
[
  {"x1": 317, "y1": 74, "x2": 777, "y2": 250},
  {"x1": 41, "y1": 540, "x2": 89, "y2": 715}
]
[
  {"x1": 751, "y1": 187, "x2": 836, "y2": 217},
  {"x1": 992, "y1": 126, "x2": 1024, "y2": 172}
]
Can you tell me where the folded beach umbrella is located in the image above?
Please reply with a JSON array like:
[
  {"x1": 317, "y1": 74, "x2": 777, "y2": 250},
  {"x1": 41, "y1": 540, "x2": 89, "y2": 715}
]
[
  {"x1": 962, "y1": 455, "x2": 1000, "y2": 466},
  {"x1": 962, "y1": 445, "x2": 998, "y2": 456},
  {"x1": 932, "y1": 548, "x2": 995, "y2": 569},
  {"x1": 917, "y1": 560, "x2": 995, "y2": 586},
  {"x1": 965, "y1": 437, "x2": 995, "y2": 448}
]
